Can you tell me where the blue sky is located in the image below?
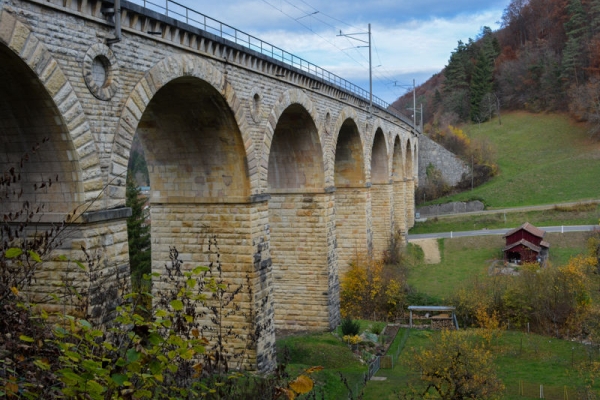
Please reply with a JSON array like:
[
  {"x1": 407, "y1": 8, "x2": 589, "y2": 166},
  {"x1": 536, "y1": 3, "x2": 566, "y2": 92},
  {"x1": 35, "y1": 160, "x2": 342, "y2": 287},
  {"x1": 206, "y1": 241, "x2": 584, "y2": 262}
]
[{"x1": 149, "y1": 1, "x2": 513, "y2": 103}]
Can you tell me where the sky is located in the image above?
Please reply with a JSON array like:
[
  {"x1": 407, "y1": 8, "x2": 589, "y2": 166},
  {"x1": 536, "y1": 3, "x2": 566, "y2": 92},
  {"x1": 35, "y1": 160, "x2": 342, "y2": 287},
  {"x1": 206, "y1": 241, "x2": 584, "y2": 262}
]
[{"x1": 142, "y1": 0, "x2": 514, "y2": 104}]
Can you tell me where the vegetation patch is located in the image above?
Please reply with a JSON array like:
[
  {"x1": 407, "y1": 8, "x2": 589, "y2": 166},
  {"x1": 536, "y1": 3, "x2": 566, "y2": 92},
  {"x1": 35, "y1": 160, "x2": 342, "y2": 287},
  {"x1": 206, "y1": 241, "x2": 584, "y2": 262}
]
[
  {"x1": 410, "y1": 203, "x2": 600, "y2": 235},
  {"x1": 437, "y1": 112, "x2": 600, "y2": 208}
]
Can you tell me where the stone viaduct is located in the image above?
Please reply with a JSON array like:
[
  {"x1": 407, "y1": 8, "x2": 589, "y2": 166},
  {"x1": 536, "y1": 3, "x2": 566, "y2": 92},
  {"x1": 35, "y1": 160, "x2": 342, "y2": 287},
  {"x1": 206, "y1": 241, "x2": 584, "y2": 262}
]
[{"x1": 0, "y1": 0, "x2": 418, "y2": 370}]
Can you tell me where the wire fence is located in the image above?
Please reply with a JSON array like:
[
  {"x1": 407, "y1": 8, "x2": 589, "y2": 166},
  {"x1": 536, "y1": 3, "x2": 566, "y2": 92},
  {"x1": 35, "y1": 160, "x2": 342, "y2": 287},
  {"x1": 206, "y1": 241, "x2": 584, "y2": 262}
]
[
  {"x1": 122, "y1": 0, "x2": 408, "y2": 121},
  {"x1": 504, "y1": 381, "x2": 590, "y2": 399}
]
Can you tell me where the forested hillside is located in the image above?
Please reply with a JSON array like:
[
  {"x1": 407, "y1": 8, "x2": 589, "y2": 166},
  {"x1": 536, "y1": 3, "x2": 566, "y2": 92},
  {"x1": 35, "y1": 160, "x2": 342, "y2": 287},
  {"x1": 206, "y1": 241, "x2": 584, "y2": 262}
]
[{"x1": 392, "y1": 0, "x2": 600, "y2": 139}]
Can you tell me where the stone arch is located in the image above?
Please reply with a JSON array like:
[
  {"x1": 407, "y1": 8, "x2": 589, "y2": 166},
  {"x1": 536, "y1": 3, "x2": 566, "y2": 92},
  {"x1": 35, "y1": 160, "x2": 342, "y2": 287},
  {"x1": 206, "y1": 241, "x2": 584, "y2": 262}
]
[
  {"x1": 110, "y1": 54, "x2": 256, "y2": 204},
  {"x1": 370, "y1": 125, "x2": 389, "y2": 185},
  {"x1": 331, "y1": 107, "x2": 366, "y2": 188},
  {"x1": 262, "y1": 88, "x2": 326, "y2": 192},
  {"x1": 109, "y1": 53, "x2": 274, "y2": 371},
  {"x1": 392, "y1": 133, "x2": 404, "y2": 182},
  {"x1": 0, "y1": 10, "x2": 101, "y2": 212},
  {"x1": 332, "y1": 108, "x2": 370, "y2": 270},
  {"x1": 264, "y1": 89, "x2": 325, "y2": 192}
]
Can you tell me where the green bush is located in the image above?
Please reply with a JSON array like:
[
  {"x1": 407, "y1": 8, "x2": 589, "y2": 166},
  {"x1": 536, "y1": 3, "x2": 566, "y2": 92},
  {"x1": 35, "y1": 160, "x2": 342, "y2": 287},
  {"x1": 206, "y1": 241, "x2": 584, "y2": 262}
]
[
  {"x1": 371, "y1": 323, "x2": 384, "y2": 335},
  {"x1": 341, "y1": 317, "x2": 360, "y2": 336}
]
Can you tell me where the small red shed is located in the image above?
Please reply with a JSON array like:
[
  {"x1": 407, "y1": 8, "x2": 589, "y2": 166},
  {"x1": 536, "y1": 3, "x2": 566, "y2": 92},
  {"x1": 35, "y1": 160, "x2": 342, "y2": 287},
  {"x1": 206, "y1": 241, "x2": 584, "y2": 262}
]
[{"x1": 503, "y1": 222, "x2": 549, "y2": 264}]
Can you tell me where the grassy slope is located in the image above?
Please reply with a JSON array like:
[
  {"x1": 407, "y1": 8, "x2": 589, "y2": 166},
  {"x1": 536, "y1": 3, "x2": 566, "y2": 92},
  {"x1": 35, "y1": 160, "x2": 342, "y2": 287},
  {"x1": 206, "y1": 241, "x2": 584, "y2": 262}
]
[
  {"x1": 407, "y1": 232, "x2": 590, "y2": 300},
  {"x1": 276, "y1": 332, "x2": 367, "y2": 398},
  {"x1": 363, "y1": 329, "x2": 599, "y2": 400},
  {"x1": 410, "y1": 204, "x2": 600, "y2": 234},
  {"x1": 436, "y1": 112, "x2": 600, "y2": 208}
]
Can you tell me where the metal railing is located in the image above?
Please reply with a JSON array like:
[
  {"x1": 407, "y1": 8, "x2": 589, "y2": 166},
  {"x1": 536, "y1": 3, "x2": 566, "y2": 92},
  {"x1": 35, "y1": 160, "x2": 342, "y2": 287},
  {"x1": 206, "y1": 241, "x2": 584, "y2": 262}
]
[{"x1": 124, "y1": 0, "x2": 405, "y2": 120}]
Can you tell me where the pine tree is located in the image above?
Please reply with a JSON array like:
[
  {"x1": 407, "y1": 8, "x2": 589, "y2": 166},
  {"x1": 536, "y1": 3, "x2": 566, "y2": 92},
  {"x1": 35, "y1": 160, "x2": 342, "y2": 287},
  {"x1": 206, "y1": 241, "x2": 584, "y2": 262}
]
[
  {"x1": 562, "y1": 0, "x2": 589, "y2": 85},
  {"x1": 469, "y1": 27, "x2": 499, "y2": 122},
  {"x1": 126, "y1": 177, "x2": 151, "y2": 283}
]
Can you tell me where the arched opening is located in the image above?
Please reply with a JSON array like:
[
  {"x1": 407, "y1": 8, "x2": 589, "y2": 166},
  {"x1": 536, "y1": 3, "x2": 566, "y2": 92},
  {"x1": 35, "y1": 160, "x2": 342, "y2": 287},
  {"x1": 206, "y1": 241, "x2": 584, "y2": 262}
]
[
  {"x1": 370, "y1": 129, "x2": 388, "y2": 184},
  {"x1": 267, "y1": 104, "x2": 339, "y2": 331},
  {"x1": 333, "y1": 119, "x2": 369, "y2": 270},
  {"x1": 134, "y1": 76, "x2": 250, "y2": 270},
  {"x1": 0, "y1": 43, "x2": 84, "y2": 304},
  {"x1": 334, "y1": 119, "x2": 364, "y2": 188},
  {"x1": 129, "y1": 76, "x2": 258, "y2": 361},
  {"x1": 0, "y1": 44, "x2": 82, "y2": 215},
  {"x1": 392, "y1": 136, "x2": 406, "y2": 236},
  {"x1": 370, "y1": 128, "x2": 392, "y2": 258},
  {"x1": 137, "y1": 77, "x2": 249, "y2": 202},
  {"x1": 267, "y1": 104, "x2": 324, "y2": 190}
]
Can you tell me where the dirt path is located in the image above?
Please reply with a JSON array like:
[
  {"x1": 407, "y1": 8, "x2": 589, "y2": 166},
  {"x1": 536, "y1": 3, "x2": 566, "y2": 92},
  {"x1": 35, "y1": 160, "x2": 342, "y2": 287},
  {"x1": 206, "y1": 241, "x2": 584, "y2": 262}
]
[{"x1": 409, "y1": 238, "x2": 441, "y2": 264}]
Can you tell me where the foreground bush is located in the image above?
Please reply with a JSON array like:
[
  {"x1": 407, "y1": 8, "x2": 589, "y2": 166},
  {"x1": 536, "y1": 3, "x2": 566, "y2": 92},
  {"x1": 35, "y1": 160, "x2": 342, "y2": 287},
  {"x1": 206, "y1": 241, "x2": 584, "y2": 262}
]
[
  {"x1": 0, "y1": 243, "x2": 319, "y2": 399},
  {"x1": 340, "y1": 253, "x2": 409, "y2": 321}
]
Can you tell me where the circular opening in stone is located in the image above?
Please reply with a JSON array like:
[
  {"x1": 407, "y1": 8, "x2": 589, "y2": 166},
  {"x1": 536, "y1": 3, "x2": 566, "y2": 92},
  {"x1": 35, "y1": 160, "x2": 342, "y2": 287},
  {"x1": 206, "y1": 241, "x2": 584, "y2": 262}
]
[
  {"x1": 91, "y1": 55, "x2": 109, "y2": 88},
  {"x1": 253, "y1": 93, "x2": 260, "y2": 107}
]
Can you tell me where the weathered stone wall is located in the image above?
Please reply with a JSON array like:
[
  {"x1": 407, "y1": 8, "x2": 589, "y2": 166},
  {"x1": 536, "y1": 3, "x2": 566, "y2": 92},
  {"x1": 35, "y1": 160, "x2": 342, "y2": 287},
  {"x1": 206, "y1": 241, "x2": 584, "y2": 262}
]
[
  {"x1": 268, "y1": 193, "x2": 339, "y2": 331},
  {"x1": 26, "y1": 212, "x2": 130, "y2": 324},
  {"x1": 418, "y1": 134, "x2": 469, "y2": 186},
  {"x1": 417, "y1": 200, "x2": 485, "y2": 217},
  {"x1": 150, "y1": 200, "x2": 276, "y2": 371},
  {"x1": 371, "y1": 184, "x2": 393, "y2": 258},
  {"x1": 393, "y1": 180, "x2": 406, "y2": 236},
  {"x1": 334, "y1": 187, "x2": 371, "y2": 274},
  {"x1": 406, "y1": 180, "x2": 416, "y2": 228}
]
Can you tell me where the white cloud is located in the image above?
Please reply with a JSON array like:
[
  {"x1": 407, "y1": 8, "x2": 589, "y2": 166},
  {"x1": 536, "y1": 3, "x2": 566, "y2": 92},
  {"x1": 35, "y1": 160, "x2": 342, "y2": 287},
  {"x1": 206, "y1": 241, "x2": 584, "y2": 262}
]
[{"x1": 157, "y1": 0, "x2": 512, "y2": 102}]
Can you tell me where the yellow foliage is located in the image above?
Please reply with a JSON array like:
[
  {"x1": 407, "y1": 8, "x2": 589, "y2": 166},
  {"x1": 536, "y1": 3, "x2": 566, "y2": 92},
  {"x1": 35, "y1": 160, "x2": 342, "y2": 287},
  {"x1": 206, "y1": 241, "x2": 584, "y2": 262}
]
[
  {"x1": 340, "y1": 255, "x2": 406, "y2": 320},
  {"x1": 475, "y1": 306, "x2": 503, "y2": 347},
  {"x1": 343, "y1": 335, "x2": 361, "y2": 345},
  {"x1": 406, "y1": 330, "x2": 504, "y2": 399},
  {"x1": 288, "y1": 375, "x2": 314, "y2": 395}
]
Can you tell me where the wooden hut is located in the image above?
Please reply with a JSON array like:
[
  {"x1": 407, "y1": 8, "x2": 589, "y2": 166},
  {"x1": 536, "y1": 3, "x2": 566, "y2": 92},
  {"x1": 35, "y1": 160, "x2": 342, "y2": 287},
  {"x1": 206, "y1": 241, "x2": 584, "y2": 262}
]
[{"x1": 503, "y1": 222, "x2": 549, "y2": 264}]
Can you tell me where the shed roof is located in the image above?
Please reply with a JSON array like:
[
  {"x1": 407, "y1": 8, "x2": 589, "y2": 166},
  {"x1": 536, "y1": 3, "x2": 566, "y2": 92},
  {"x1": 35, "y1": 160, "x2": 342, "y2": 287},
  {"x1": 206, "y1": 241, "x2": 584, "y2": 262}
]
[
  {"x1": 503, "y1": 222, "x2": 546, "y2": 239},
  {"x1": 503, "y1": 238, "x2": 542, "y2": 253},
  {"x1": 408, "y1": 306, "x2": 456, "y2": 311}
]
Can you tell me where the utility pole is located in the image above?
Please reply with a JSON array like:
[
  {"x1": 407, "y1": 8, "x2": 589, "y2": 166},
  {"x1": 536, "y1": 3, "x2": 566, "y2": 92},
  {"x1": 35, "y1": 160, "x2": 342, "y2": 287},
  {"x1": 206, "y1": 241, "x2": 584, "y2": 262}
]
[
  {"x1": 413, "y1": 78, "x2": 416, "y2": 128},
  {"x1": 338, "y1": 24, "x2": 372, "y2": 111}
]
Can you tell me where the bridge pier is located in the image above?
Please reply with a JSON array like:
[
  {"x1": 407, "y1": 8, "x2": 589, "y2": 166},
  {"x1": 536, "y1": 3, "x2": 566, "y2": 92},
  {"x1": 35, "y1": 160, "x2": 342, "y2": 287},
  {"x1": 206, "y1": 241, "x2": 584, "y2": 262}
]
[
  {"x1": 334, "y1": 187, "x2": 372, "y2": 273},
  {"x1": 150, "y1": 199, "x2": 276, "y2": 371},
  {"x1": 406, "y1": 179, "x2": 416, "y2": 229},
  {"x1": 268, "y1": 192, "x2": 340, "y2": 332},
  {"x1": 371, "y1": 183, "x2": 394, "y2": 258},
  {"x1": 393, "y1": 179, "x2": 407, "y2": 239}
]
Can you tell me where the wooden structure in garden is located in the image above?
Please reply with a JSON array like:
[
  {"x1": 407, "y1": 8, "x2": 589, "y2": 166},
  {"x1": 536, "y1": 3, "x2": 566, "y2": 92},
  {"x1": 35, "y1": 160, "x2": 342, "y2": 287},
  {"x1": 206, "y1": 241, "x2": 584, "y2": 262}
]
[
  {"x1": 503, "y1": 223, "x2": 549, "y2": 265},
  {"x1": 408, "y1": 306, "x2": 459, "y2": 330}
]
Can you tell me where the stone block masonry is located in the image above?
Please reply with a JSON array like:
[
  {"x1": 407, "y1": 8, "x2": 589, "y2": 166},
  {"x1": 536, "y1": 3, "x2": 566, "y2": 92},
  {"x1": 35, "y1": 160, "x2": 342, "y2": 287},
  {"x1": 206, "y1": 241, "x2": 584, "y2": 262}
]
[
  {"x1": 150, "y1": 200, "x2": 276, "y2": 371},
  {"x1": 268, "y1": 193, "x2": 340, "y2": 331},
  {"x1": 418, "y1": 134, "x2": 469, "y2": 186},
  {"x1": 335, "y1": 187, "x2": 372, "y2": 274},
  {"x1": 371, "y1": 184, "x2": 394, "y2": 258},
  {"x1": 0, "y1": 0, "x2": 418, "y2": 371}
]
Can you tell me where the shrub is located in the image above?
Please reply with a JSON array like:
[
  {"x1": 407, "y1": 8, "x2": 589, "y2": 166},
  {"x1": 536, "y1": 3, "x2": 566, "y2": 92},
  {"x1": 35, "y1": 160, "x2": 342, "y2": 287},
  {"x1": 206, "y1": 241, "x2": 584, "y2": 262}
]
[
  {"x1": 371, "y1": 323, "x2": 384, "y2": 335},
  {"x1": 341, "y1": 255, "x2": 409, "y2": 321},
  {"x1": 340, "y1": 317, "x2": 360, "y2": 336}
]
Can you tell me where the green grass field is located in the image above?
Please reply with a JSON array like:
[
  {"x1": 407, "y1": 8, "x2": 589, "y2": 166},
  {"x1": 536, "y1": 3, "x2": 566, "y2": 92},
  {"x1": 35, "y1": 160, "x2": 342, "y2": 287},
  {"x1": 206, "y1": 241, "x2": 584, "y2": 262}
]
[
  {"x1": 362, "y1": 329, "x2": 600, "y2": 400},
  {"x1": 410, "y1": 204, "x2": 600, "y2": 234},
  {"x1": 430, "y1": 112, "x2": 600, "y2": 208},
  {"x1": 407, "y1": 232, "x2": 590, "y2": 300}
]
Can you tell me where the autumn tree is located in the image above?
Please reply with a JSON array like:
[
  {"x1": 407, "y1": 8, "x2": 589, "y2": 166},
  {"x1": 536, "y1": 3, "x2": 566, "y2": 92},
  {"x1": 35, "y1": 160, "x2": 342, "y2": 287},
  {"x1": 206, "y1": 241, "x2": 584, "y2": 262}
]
[
  {"x1": 340, "y1": 256, "x2": 407, "y2": 321},
  {"x1": 404, "y1": 330, "x2": 504, "y2": 400}
]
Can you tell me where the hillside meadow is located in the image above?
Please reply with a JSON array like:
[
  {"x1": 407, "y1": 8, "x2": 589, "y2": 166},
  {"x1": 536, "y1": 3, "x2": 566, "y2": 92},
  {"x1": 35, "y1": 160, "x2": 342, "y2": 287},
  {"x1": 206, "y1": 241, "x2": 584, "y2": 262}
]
[{"x1": 432, "y1": 112, "x2": 600, "y2": 208}]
